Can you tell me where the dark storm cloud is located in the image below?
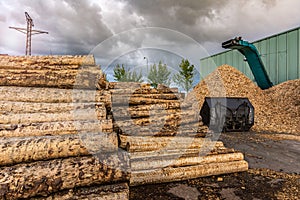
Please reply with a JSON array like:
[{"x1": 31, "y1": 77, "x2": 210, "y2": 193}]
[
  {"x1": 2, "y1": 0, "x2": 113, "y2": 55},
  {"x1": 121, "y1": 0, "x2": 281, "y2": 42}
]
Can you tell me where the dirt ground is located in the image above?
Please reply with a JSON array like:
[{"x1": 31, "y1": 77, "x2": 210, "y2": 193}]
[{"x1": 130, "y1": 132, "x2": 300, "y2": 200}]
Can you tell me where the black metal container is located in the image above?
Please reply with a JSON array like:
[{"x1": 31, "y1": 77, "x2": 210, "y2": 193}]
[{"x1": 200, "y1": 97, "x2": 254, "y2": 132}]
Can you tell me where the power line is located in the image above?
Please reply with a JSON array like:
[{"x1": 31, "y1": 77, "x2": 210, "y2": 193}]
[{"x1": 9, "y1": 12, "x2": 48, "y2": 55}]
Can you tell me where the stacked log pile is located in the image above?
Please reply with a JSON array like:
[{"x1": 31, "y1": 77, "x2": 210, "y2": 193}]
[
  {"x1": 0, "y1": 55, "x2": 129, "y2": 199},
  {"x1": 190, "y1": 65, "x2": 300, "y2": 134},
  {"x1": 110, "y1": 83, "x2": 248, "y2": 186}
]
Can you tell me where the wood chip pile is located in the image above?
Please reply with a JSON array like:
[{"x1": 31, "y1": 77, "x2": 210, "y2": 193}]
[
  {"x1": 110, "y1": 83, "x2": 248, "y2": 186},
  {"x1": 189, "y1": 65, "x2": 299, "y2": 134},
  {"x1": 0, "y1": 55, "x2": 129, "y2": 199}
]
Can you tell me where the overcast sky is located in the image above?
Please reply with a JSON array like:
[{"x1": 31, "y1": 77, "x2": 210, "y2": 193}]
[{"x1": 0, "y1": 0, "x2": 299, "y2": 78}]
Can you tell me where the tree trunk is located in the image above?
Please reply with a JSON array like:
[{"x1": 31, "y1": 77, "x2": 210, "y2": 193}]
[
  {"x1": 0, "y1": 68, "x2": 102, "y2": 89},
  {"x1": 0, "y1": 132, "x2": 118, "y2": 166},
  {"x1": 129, "y1": 147, "x2": 235, "y2": 160},
  {"x1": 0, "y1": 55, "x2": 95, "y2": 67},
  {"x1": 131, "y1": 152, "x2": 245, "y2": 171},
  {"x1": 110, "y1": 87, "x2": 179, "y2": 95},
  {"x1": 130, "y1": 160, "x2": 248, "y2": 186},
  {"x1": 112, "y1": 102, "x2": 182, "y2": 112},
  {"x1": 119, "y1": 135, "x2": 224, "y2": 152},
  {"x1": 30, "y1": 183, "x2": 129, "y2": 200},
  {"x1": 0, "y1": 101, "x2": 105, "y2": 115},
  {"x1": 0, "y1": 108, "x2": 107, "y2": 124},
  {"x1": 0, "y1": 86, "x2": 111, "y2": 106},
  {"x1": 0, "y1": 120, "x2": 113, "y2": 138},
  {"x1": 0, "y1": 152, "x2": 130, "y2": 199}
]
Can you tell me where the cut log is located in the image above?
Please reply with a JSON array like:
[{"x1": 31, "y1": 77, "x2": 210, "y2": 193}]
[
  {"x1": 129, "y1": 147, "x2": 235, "y2": 160},
  {"x1": 0, "y1": 120, "x2": 113, "y2": 138},
  {"x1": 130, "y1": 160, "x2": 248, "y2": 186},
  {"x1": 0, "y1": 132, "x2": 118, "y2": 166},
  {"x1": 0, "y1": 152, "x2": 130, "y2": 199},
  {"x1": 115, "y1": 125, "x2": 204, "y2": 137},
  {"x1": 131, "y1": 152, "x2": 245, "y2": 171},
  {"x1": 119, "y1": 135, "x2": 224, "y2": 152},
  {"x1": 115, "y1": 111, "x2": 200, "y2": 125},
  {"x1": 0, "y1": 101, "x2": 105, "y2": 115},
  {"x1": 112, "y1": 108, "x2": 181, "y2": 119},
  {"x1": 110, "y1": 87, "x2": 179, "y2": 95},
  {"x1": 112, "y1": 96, "x2": 180, "y2": 106},
  {"x1": 31, "y1": 183, "x2": 129, "y2": 200},
  {"x1": 0, "y1": 68, "x2": 101, "y2": 89},
  {"x1": 112, "y1": 93, "x2": 180, "y2": 100},
  {"x1": 112, "y1": 102, "x2": 182, "y2": 112},
  {"x1": 0, "y1": 86, "x2": 111, "y2": 105},
  {"x1": 0, "y1": 55, "x2": 95, "y2": 67},
  {"x1": 0, "y1": 108, "x2": 106, "y2": 124}
]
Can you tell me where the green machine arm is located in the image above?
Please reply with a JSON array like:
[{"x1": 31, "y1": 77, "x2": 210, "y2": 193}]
[{"x1": 222, "y1": 37, "x2": 273, "y2": 89}]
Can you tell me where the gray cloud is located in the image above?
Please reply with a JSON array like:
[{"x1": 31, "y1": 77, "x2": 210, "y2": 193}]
[
  {"x1": 1, "y1": 0, "x2": 300, "y2": 61},
  {"x1": 2, "y1": 0, "x2": 113, "y2": 55}
]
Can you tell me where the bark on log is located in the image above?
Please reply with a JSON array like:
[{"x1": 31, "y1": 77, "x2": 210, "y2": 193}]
[
  {"x1": 112, "y1": 93, "x2": 180, "y2": 100},
  {"x1": 0, "y1": 68, "x2": 102, "y2": 89},
  {"x1": 112, "y1": 96, "x2": 180, "y2": 106},
  {"x1": 0, "y1": 55, "x2": 95, "y2": 67},
  {"x1": 115, "y1": 125, "x2": 204, "y2": 137},
  {"x1": 0, "y1": 108, "x2": 106, "y2": 124},
  {"x1": 0, "y1": 86, "x2": 111, "y2": 105},
  {"x1": 31, "y1": 183, "x2": 129, "y2": 200},
  {"x1": 112, "y1": 108, "x2": 181, "y2": 119},
  {"x1": 112, "y1": 102, "x2": 182, "y2": 112},
  {"x1": 0, "y1": 132, "x2": 118, "y2": 166},
  {"x1": 0, "y1": 152, "x2": 130, "y2": 199},
  {"x1": 131, "y1": 152, "x2": 245, "y2": 171},
  {"x1": 129, "y1": 147, "x2": 235, "y2": 160},
  {"x1": 130, "y1": 160, "x2": 248, "y2": 186},
  {"x1": 0, "y1": 101, "x2": 105, "y2": 115},
  {"x1": 110, "y1": 87, "x2": 179, "y2": 94},
  {"x1": 115, "y1": 111, "x2": 200, "y2": 124},
  {"x1": 119, "y1": 135, "x2": 224, "y2": 152},
  {"x1": 0, "y1": 120, "x2": 113, "y2": 138}
]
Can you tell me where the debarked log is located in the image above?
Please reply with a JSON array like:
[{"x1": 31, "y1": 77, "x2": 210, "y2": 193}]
[
  {"x1": 0, "y1": 132, "x2": 118, "y2": 166},
  {"x1": 115, "y1": 112, "x2": 201, "y2": 127},
  {"x1": 0, "y1": 101, "x2": 105, "y2": 115},
  {"x1": 112, "y1": 93, "x2": 180, "y2": 100},
  {"x1": 131, "y1": 152, "x2": 245, "y2": 171},
  {"x1": 0, "y1": 68, "x2": 102, "y2": 89},
  {"x1": 0, "y1": 152, "x2": 130, "y2": 199},
  {"x1": 0, "y1": 86, "x2": 111, "y2": 105},
  {"x1": 110, "y1": 87, "x2": 179, "y2": 95},
  {"x1": 115, "y1": 126, "x2": 202, "y2": 137},
  {"x1": 0, "y1": 120, "x2": 113, "y2": 138},
  {"x1": 130, "y1": 160, "x2": 248, "y2": 186},
  {"x1": 0, "y1": 55, "x2": 95, "y2": 67},
  {"x1": 0, "y1": 108, "x2": 106, "y2": 124},
  {"x1": 119, "y1": 135, "x2": 224, "y2": 152},
  {"x1": 112, "y1": 96, "x2": 180, "y2": 106},
  {"x1": 31, "y1": 183, "x2": 129, "y2": 200},
  {"x1": 112, "y1": 108, "x2": 181, "y2": 119},
  {"x1": 112, "y1": 102, "x2": 182, "y2": 112},
  {"x1": 129, "y1": 147, "x2": 235, "y2": 160}
]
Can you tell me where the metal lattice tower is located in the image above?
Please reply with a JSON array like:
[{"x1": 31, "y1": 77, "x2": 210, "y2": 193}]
[{"x1": 9, "y1": 12, "x2": 48, "y2": 55}]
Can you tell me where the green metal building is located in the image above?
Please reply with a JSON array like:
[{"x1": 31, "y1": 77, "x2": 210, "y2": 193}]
[{"x1": 200, "y1": 27, "x2": 300, "y2": 85}]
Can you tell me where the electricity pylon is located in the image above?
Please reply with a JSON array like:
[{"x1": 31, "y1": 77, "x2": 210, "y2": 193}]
[{"x1": 9, "y1": 12, "x2": 48, "y2": 55}]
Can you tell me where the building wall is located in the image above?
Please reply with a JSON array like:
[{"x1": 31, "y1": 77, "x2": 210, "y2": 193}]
[{"x1": 200, "y1": 27, "x2": 300, "y2": 85}]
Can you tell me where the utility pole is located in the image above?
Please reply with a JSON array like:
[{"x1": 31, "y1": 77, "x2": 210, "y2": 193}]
[{"x1": 9, "y1": 12, "x2": 48, "y2": 55}]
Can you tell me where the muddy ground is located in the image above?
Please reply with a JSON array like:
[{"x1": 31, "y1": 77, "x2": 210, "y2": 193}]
[{"x1": 130, "y1": 132, "x2": 300, "y2": 200}]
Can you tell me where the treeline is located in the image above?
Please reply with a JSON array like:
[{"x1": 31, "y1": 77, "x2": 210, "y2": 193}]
[{"x1": 112, "y1": 59, "x2": 195, "y2": 92}]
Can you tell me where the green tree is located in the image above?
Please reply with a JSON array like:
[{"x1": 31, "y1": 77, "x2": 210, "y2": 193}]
[
  {"x1": 173, "y1": 59, "x2": 195, "y2": 92},
  {"x1": 147, "y1": 61, "x2": 171, "y2": 88},
  {"x1": 113, "y1": 64, "x2": 143, "y2": 82}
]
